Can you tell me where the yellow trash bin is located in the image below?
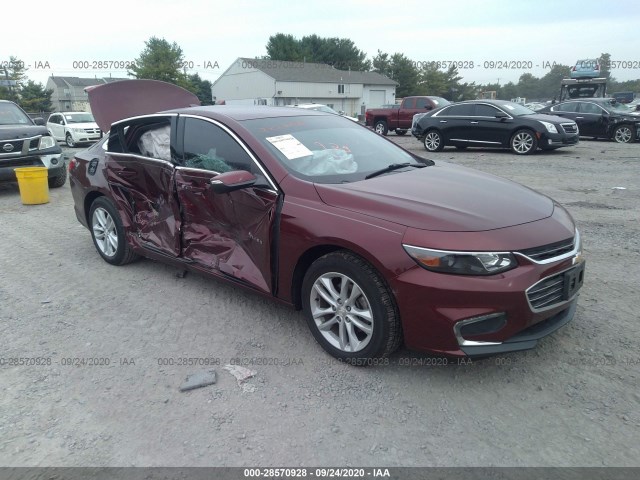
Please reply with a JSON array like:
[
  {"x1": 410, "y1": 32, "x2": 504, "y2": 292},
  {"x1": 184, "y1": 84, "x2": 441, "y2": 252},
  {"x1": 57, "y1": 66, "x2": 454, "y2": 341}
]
[{"x1": 14, "y1": 167, "x2": 50, "y2": 205}]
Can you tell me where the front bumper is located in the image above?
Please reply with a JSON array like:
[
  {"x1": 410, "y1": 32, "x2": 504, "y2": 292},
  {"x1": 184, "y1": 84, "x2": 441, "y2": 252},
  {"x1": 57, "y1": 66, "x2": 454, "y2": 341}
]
[
  {"x1": 541, "y1": 132, "x2": 579, "y2": 148},
  {"x1": 0, "y1": 151, "x2": 64, "y2": 182},
  {"x1": 459, "y1": 299, "x2": 577, "y2": 356},
  {"x1": 71, "y1": 131, "x2": 102, "y2": 143}
]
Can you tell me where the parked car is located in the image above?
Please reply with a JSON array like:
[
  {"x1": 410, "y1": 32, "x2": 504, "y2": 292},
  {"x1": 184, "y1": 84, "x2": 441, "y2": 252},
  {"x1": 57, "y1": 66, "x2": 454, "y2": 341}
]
[
  {"x1": 537, "y1": 98, "x2": 640, "y2": 143},
  {"x1": 559, "y1": 77, "x2": 607, "y2": 102},
  {"x1": 611, "y1": 92, "x2": 635, "y2": 104},
  {"x1": 47, "y1": 111, "x2": 102, "y2": 147},
  {"x1": 291, "y1": 103, "x2": 359, "y2": 121},
  {"x1": 365, "y1": 96, "x2": 450, "y2": 136},
  {"x1": 411, "y1": 100, "x2": 579, "y2": 154},
  {"x1": 570, "y1": 59, "x2": 600, "y2": 79},
  {"x1": 0, "y1": 100, "x2": 66, "y2": 188},
  {"x1": 70, "y1": 79, "x2": 585, "y2": 363}
]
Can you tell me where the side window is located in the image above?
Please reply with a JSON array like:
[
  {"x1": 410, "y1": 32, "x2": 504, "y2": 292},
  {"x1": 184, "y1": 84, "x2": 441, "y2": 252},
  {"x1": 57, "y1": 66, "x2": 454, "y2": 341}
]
[
  {"x1": 182, "y1": 117, "x2": 255, "y2": 173},
  {"x1": 474, "y1": 104, "x2": 501, "y2": 117},
  {"x1": 445, "y1": 104, "x2": 474, "y2": 116},
  {"x1": 553, "y1": 103, "x2": 579, "y2": 113},
  {"x1": 415, "y1": 98, "x2": 428, "y2": 109},
  {"x1": 403, "y1": 98, "x2": 416, "y2": 109},
  {"x1": 48, "y1": 115, "x2": 57, "y2": 124},
  {"x1": 580, "y1": 102, "x2": 603, "y2": 115}
]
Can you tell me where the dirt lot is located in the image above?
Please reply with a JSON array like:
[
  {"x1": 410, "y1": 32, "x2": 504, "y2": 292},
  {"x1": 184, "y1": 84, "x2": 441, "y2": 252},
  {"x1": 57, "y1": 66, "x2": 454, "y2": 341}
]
[{"x1": 0, "y1": 137, "x2": 638, "y2": 468}]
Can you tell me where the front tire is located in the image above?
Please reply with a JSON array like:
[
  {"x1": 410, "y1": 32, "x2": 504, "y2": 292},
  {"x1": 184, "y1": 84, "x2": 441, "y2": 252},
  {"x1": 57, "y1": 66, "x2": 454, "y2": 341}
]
[
  {"x1": 302, "y1": 251, "x2": 401, "y2": 363},
  {"x1": 374, "y1": 120, "x2": 388, "y2": 136},
  {"x1": 89, "y1": 197, "x2": 138, "y2": 266},
  {"x1": 48, "y1": 169, "x2": 67, "y2": 188},
  {"x1": 423, "y1": 130, "x2": 444, "y2": 152},
  {"x1": 613, "y1": 124, "x2": 635, "y2": 143},
  {"x1": 510, "y1": 129, "x2": 538, "y2": 154},
  {"x1": 65, "y1": 132, "x2": 76, "y2": 148}
]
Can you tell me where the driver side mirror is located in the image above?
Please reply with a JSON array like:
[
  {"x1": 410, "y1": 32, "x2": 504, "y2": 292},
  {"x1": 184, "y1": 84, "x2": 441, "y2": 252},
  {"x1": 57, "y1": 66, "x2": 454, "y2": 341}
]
[
  {"x1": 33, "y1": 117, "x2": 45, "y2": 125},
  {"x1": 210, "y1": 170, "x2": 256, "y2": 194},
  {"x1": 495, "y1": 111, "x2": 509, "y2": 119}
]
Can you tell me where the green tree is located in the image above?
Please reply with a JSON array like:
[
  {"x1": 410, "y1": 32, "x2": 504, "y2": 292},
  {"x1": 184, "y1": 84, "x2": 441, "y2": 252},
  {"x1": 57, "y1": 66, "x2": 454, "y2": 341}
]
[
  {"x1": 128, "y1": 37, "x2": 189, "y2": 86},
  {"x1": 500, "y1": 82, "x2": 519, "y2": 100},
  {"x1": 18, "y1": 80, "x2": 53, "y2": 112},
  {"x1": 371, "y1": 50, "x2": 392, "y2": 77},
  {"x1": 598, "y1": 53, "x2": 612, "y2": 80},
  {"x1": 187, "y1": 73, "x2": 213, "y2": 105},
  {"x1": 537, "y1": 64, "x2": 571, "y2": 100},
  {"x1": 516, "y1": 73, "x2": 539, "y2": 100},
  {"x1": 266, "y1": 33, "x2": 303, "y2": 61},
  {"x1": 265, "y1": 33, "x2": 370, "y2": 70},
  {"x1": 389, "y1": 53, "x2": 419, "y2": 97},
  {"x1": 0, "y1": 56, "x2": 28, "y2": 102}
]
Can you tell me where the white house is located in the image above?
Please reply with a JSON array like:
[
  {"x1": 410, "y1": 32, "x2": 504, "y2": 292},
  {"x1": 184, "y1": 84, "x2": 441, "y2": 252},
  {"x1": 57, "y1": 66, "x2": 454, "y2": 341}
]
[
  {"x1": 46, "y1": 76, "x2": 129, "y2": 112},
  {"x1": 211, "y1": 58, "x2": 398, "y2": 116}
]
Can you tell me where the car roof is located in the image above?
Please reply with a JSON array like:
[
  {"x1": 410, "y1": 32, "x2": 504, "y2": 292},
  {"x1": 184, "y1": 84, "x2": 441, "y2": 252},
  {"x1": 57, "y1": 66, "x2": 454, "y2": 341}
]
[
  {"x1": 453, "y1": 100, "x2": 521, "y2": 107},
  {"x1": 160, "y1": 105, "x2": 329, "y2": 122}
]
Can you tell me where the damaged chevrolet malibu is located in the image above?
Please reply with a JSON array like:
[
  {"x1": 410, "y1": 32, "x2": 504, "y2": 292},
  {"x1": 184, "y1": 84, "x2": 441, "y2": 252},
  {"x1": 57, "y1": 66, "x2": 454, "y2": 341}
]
[{"x1": 69, "y1": 80, "x2": 585, "y2": 363}]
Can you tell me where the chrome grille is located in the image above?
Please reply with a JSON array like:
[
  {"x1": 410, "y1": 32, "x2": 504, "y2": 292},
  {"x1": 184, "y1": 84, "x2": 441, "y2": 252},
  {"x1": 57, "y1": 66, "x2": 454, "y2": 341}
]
[
  {"x1": 1, "y1": 139, "x2": 24, "y2": 153},
  {"x1": 84, "y1": 128, "x2": 100, "y2": 134},
  {"x1": 527, "y1": 263, "x2": 585, "y2": 312},
  {"x1": 518, "y1": 237, "x2": 575, "y2": 262},
  {"x1": 561, "y1": 123, "x2": 578, "y2": 134},
  {"x1": 527, "y1": 273, "x2": 565, "y2": 310}
]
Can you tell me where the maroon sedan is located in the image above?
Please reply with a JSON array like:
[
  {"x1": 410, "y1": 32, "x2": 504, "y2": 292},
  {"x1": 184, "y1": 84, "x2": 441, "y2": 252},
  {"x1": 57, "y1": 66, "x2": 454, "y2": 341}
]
[{"x1": 69, "y1": 80, "x2": 585, "y2": 363}]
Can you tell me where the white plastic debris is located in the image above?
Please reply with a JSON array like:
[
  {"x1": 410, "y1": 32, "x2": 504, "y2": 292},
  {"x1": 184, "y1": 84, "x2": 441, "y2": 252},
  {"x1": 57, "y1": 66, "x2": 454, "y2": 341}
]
[
  {"x1": 223, "y1": 364, "x2": 257, "y2": 391},
  {"x1": 612, "y1": 187, "x2": 627, "y2": 190}
]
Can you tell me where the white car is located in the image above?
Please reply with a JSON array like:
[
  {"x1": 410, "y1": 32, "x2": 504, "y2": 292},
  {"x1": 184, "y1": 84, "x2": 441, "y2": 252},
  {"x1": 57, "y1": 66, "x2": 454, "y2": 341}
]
[
  {"x1": 47, "y1": 112, "x2": 102, "y2": 147},
  {"x1": 292, "y1": 103, "x2": 360, "y2": 122}
]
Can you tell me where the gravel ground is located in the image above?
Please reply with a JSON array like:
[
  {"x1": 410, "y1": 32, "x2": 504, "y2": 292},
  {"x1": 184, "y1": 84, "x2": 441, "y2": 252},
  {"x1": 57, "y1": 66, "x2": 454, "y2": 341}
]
[{"x1": 0, "y1": 137, "x2": 638, "y2": 468}]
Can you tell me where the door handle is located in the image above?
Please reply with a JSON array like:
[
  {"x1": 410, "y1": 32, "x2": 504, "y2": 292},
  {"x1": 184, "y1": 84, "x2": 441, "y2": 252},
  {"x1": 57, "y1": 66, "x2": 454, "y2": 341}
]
[
  {"x1": 470, "y1": 121, "x2": 479, "y2": 124},
  {"x1": 575, "y1": 116, "x2": 584, "y2": 119},
  {"x1": 439, "y1": 120, "x2": 447, "y2": 123}
]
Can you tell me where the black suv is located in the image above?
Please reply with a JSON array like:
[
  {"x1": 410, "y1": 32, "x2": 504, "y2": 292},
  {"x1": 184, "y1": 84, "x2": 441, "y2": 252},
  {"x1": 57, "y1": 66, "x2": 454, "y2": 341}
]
[{"x1": 0, "y1": 100, "x2": 66, "y2": 187}]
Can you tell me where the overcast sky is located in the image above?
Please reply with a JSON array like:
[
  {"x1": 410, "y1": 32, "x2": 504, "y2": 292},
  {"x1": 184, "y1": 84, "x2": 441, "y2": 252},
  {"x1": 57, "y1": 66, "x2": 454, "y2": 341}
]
[{"x1": 5, "y1": 0, "x2": 640, "y2": 87}]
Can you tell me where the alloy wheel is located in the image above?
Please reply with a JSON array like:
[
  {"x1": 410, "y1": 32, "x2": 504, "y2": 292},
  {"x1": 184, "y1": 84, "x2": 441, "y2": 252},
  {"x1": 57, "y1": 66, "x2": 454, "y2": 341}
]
[
  {"x1": 512, "y1": 131, "x2": 534, "y2": 153},
  {"x1": 309, "y1": 272, "x2": 374, "y2": 352},
  {"x1": 92, "y1": 207, "x2": 118, "y2": 257}
]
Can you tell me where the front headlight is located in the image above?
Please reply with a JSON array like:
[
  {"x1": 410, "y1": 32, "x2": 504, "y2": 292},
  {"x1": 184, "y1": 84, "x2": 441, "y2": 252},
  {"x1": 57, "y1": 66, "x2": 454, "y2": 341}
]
[
  {"x1": 403, "y1": 244, "x2": 517, "y2": 275},
  {"x1": 38, "y1": 136, "x2": 56, "y2": 150},
  {"x1": 539, "y1": 121, "x2": 558, "y2": 134}
]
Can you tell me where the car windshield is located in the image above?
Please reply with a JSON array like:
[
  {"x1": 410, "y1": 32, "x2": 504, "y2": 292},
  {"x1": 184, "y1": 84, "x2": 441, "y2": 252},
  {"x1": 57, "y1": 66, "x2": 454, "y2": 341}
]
[
  {"x1": 242, "y1": 115, "x2": 430, "y2": 184},
  {"x1": 607, "y1": 102, "x2": 632, "y2": 113},
  {"x1": 64, "y1": 113, "x2": 95, "y2": 123},
  {"x1": 499, "y1": 103, "x2": 537, "y2": 116},
  {"x1": 0, "y1": 102, "x2": 33, "y2": 125},
  {"x1": 429, "y1": 97, "x2": 451, "y2": 107}
]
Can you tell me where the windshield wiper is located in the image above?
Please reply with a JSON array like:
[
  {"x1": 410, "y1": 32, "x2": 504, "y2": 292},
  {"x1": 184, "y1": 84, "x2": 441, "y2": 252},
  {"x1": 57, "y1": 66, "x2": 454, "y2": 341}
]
[{"x1": 365, "y1": 162, "x2": 427, "y2": 180}]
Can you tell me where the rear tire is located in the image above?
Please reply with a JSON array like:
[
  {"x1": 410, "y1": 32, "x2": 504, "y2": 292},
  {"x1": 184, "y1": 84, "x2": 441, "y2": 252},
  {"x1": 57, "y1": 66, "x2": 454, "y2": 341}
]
[
  {"x1": 89, "y1": 197, "x2": 138, "y2": 266},
  {"x1": 302, "y1": 251, "x2": 402, "y2": 364},
  {"x1": 374, "y1": 120, "x2": 388, "y2": 136}
]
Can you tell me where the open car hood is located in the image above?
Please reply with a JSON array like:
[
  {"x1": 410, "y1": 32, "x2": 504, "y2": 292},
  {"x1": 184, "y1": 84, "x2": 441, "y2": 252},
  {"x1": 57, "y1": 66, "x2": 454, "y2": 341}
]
[{"x1": 86, "y1": 80, "x2": 201, "y2": 132}]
